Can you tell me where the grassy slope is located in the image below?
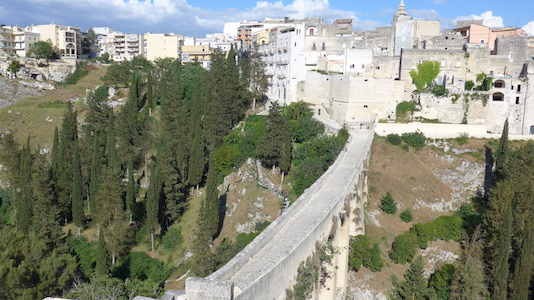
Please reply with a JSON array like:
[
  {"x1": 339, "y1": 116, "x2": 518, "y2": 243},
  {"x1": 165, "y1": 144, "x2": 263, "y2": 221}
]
[{"x1": 0, "y1": 65, "x2": 107, "y2": 148}]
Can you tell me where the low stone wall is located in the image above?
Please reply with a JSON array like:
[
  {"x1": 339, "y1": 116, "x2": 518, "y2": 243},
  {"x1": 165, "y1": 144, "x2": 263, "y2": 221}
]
[
  {"x1": 375, "y1": 122, "x2": 534, "y2": 140},
  {"x1": 186, "y1": 128, "x2": 374, "y2": 300}
]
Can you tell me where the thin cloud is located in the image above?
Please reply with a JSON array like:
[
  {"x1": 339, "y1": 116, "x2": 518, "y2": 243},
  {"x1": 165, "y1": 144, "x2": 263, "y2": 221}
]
[
  {"x1": 455, "y1": 11, "x2": 504, "y2": 28},
  {"x1": 523, "y1": 21, "x2": 534, "y2": 36},
  {"x1": 0, "y1": 0, "x2": 364, "y2": 36}
]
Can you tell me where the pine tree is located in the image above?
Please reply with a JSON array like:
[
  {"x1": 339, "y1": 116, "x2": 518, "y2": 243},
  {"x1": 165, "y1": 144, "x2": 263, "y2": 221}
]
[
  {"x1": 450, "y1": 228, "x2": 488, "y2": 300},
  {"x1": 390, "y1": 256, "x2": 435, "y2": 300},
  {"x1": 72, "y1": 143, "x2": 84, "y2": 235},
  {"x1": 494, "y1": 119, "x2": 509, "y2": 183},
  {"x1": 95, "y1": 229, "x2": 109, "y2": 277},
  {"x1": 16, "y1": 137, "x2": 33, "y2": 234},
  {"x1": 510, "y1": 219, "x2": 533, "y2": 300},
  {"x1": 126, "y1": 158, "x2": 136, "y2": 223},
  {"x1": 146, "y1": 162, "x2": 162, "y2": 252}
]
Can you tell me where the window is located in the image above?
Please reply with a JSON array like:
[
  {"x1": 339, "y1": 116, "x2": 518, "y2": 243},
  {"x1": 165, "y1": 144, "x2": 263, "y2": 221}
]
[
  {"x1": 349, "y1": 64, "x2": 355, "y2": 69},
  {"x1": 494, "y1": 80, "x2": 505, "y2": 88},
  {"x1": 312, "y1": 42, "x2": 316, "y2": 50},
  {"x1": 321, "y1": 42, "x2": 325, "y2": 50},
  {"x1": 480, "y1": 39, "x2": 485, "y2": 43},
  {"x1": 517, "y1": 85, "x2": 521, "y2": 92},
  {"x1": 516, "y1": 97, "x2": 520, "y2": 104},
  {"x1": 493, "y1": 93, "x2": 504, "y2": 101}
]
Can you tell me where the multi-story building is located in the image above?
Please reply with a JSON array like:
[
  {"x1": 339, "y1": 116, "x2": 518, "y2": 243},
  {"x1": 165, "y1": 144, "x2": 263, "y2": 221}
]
[
  {"x1": 181, "y1": 45, "x2": 212, "y2": 68},
  {"x1": 143, "y1": 33, "x2": 184, "y2": 61},
  {"x1": 0, "y1": 27, "x2": 15, "y2": 56},
  {"x1": 33, "y1": 24, "x2": 82, "y2": 58},
  {"x1": 3, "y1": 26, "x2": 40, "y2": 57},
  {"x1": 454, "y1": 22, "x2": 526, "y2": 52}
]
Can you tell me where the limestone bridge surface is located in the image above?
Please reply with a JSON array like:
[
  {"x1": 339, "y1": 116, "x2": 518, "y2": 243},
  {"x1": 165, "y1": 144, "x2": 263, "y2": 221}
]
[{"x1": 183, "y1": 124, "x2": 374, "y2": 300}]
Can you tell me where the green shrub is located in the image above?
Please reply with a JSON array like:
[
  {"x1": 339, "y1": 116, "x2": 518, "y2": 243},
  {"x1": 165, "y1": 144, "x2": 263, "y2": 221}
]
[
  {"x1": 214, "y1": 144, "x2": 240, "y2": 175},
  {"x1": 389, "y1": 231, "x2": 419, "y2": 264},
  {"x1": 456, "y1": 133, "x2": 469, "y2": 145},
  {"x1": 396, "y1": 101, "x2": 417, "y2": 120},
  {"x1": 429, "y1": 264, "x2": 455, "y2": 300},
  {"x1": 349, "y1": 235, "x2": 385, "y2": 272},
  {"x1": 67, "y1": 237, "x2": 97, "y2": 278},
  {"x1": 413, "y1": 215, "x2": 464, "y2": 248},
  {"x1": 380, "y1": 191, "x2": 397, "y2": 214},
  {"x1": 162, "y1": 226, "x2": 183, "y2": 250},
  {"x1": 400, "y1": 209, "x2": 413, "y2": 223},
  {"x1": 431, "y1": 84, "x2": 448, "y2": 97},
  {"x1": 386, "y1": 134, "x2": 402, "y2": 146},
  {"x1": 128, "y1": 252, "x2": 171, "y2": 283},
  {"x1": 401, "y1": 131, "x2": 426, "y2": 150},
  {"x1": 464, "y1": 80, "x2": 474, "y2": 91},
  {"x1": 63, "y1": 62, "x2": 89, "y2": 85}
]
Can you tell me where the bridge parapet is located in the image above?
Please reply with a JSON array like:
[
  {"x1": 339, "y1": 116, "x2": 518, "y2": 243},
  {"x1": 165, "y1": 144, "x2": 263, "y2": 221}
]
[{"x1": 185, "y1": 127, "x2": 374, "y2": 300}]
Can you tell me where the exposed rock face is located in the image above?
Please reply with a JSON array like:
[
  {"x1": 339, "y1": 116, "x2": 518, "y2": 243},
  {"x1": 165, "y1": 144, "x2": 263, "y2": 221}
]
[
  {"x1": 0, "y1": 78, "x2": 48, "y2": 109},
  {"x1": 0, "y1": 57, "x2": 75, "y2": 82}
]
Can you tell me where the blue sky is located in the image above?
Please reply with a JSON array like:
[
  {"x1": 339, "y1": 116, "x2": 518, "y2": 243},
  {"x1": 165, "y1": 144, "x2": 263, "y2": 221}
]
[{"x1": 1, "y1": 0, "x2": 533, "y2": 36}]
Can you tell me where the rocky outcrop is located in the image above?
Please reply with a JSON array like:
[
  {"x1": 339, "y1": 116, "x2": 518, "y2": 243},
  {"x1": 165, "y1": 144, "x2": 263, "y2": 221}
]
[{"x1": 0, "y1": 57, "x2": 75, "y2": 82}]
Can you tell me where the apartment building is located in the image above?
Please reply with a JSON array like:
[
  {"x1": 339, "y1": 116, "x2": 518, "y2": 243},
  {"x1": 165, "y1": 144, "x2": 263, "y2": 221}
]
[
  {"x1": 143, "y1": 33, "x2": 184, "y2": 61},
  {"x1": 33, "y1": 24, "x2": 82, "y2": 58},
  {"x1": 1, "y1": 26, "x2": 40, "y2": 57},
  {"x1": 0, "y1": 27, "x2": 15, "y2": 56}
]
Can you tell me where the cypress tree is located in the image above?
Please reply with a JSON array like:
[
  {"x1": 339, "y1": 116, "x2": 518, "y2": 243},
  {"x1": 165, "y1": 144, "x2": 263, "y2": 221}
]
[
  {"x1": 51, "y1": 127, "x2": 59, "y2": 181},
  {"x1": 126, "y1": 158, "x2": 136, "y2": 223},
  {"x1": 88, "y1": 137, "x2": 99, "y2": 215},
  {"x1": 31, "y1": 151, "x2": 62, "y2": 247},
  {"x1": 202, "y1": 159, "x2": 219, "y2": 238},
  {"x1": 72, "y1": 143, "x2": 84, "y2": 235},
  {"x1": 17, "y1": 136, "x2": 33, "y2": 234},
  {"x1": 146, "y1": 162, "x2": 162, "y2": 252},
  {"x1": 147, "y1": 71, "x2": 154, "y2": 113},
  {"x1": 258, "y1": 101, "x2": 292, "y2": 171},
  {"x1": 57, "y1": 102, "x2": 78, "y2": 223},
  {"x1": 204, "y1": 50, "x2": 233, "y2": 149},
  {"x1": 511, "y1": 219, "x2": 533, "y2": 300},
  {"x1": 486, "y1": 181, "x2": 513, "y2": 299},
  {"x1": 95, "y1": 229, "x2": 109, "y2": 277},
  {"x1": 106, "y1": 112, "x2": 118, "y2": 170},
  {"x1": 187, "y1": 82, "x2": 206, "y2": 191},
  {"x1": 494, "y1": 119, "x2": 509, "y2": 183}
]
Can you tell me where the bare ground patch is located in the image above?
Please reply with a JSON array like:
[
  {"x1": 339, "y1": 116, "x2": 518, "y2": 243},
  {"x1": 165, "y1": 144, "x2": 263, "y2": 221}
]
[{"x1": 347, "y1": 136, "x2": 486, "y2": 298}]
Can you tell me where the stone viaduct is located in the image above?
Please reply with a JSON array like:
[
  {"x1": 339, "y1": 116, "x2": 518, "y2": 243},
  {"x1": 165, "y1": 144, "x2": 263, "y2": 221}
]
[{"x1": 180, "y1": 122, "x2": 375, "y2": 300}]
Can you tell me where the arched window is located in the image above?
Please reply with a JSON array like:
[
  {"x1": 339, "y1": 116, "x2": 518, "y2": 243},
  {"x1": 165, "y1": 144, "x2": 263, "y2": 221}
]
[
  {"x1": 494, "y1": 80, "x2": 505, "y2": 88},
  {"x1": 493, "y1": 92, "x2": 504, "y2": 101}
]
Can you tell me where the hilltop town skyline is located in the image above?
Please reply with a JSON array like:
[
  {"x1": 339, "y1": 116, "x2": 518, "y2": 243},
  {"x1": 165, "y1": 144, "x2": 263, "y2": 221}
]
[{"x1": 1, "y1": 0, "x2": 533, "y2": 37}]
